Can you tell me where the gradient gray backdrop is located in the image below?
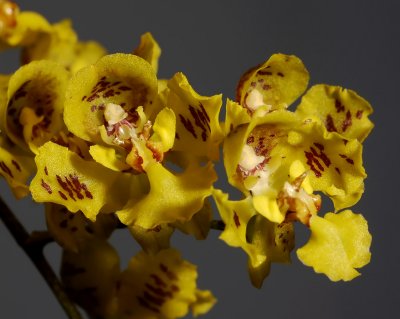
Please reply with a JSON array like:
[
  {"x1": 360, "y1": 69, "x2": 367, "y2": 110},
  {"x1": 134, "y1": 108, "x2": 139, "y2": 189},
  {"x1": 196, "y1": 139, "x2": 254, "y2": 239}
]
[{"x1": 0, "y1": 0, "x2": 398, "y2": 318}]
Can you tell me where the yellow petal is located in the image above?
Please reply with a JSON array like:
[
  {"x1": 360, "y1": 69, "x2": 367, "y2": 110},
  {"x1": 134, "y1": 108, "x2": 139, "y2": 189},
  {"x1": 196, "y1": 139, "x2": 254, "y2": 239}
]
[
  {"x1": 30, "y1": 142, "x2": 141, "y2": 220},
  {"x1": 246, "y1": 215, "x2": 294, "y2": 288},
  {"x1": 116, "y1": 248, "x2": 201, "y2": 319},
  {"x1": 117, "y1": 162, "x2": 216, "y2": 228},
  {"x1": 148, "y1": 107, "x2": 176, "y2": 154},
  {"x1": 213, "y1": 189, "x2": 255, "y2": 249},
  {"x1": 0, "y1": 135, "x2": 34, "y2": 198},
  {"x1": 252, "y1": 194, "x2": 284, "y2": 223},
  {"x1": 213, "y1": 190, "x2": 293, "y2": 288},
  {"x1": 64, "y1": 53, "x2": 158, "y2": 144},
  {"x1": 296, "y1": 84, "x2": 374, "y2": 142},
  {"x1": 133, "y1": 32, "x2": 161, "y2": 74},
  {"x1": 287, "y1": 120, "x2": 366, "y2": 210},
  {"x1": 129, "y1": 224, "x2": 174, "y2": 255},
  {"x1": 224, "y1": 99, "x2": 251, "y2": 135},
  {"x1": 297, "y1": 210, "x2": 371, "y2": 281},
  {"x1": 236, "y1": 53, "x2": 309, "y2": 113},
  {"x1": 172, "y1": 199, "x2": 212, "y2": 240},
  {"x1": 190, "y1": 289, "x2": 217, "y2": 317},
  {"x1": 161, "y1": 72, "x2": 224, "y2": 161},
  {"x1": 89, "y1": 144, "x2": 131, "y2": 172}
]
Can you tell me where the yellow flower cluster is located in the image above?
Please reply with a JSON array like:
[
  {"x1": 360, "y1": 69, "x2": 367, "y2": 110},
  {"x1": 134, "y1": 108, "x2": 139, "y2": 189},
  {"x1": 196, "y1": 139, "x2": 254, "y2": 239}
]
[{"x1": 0, "y1": 1, "x2": 373, "y2": 318}]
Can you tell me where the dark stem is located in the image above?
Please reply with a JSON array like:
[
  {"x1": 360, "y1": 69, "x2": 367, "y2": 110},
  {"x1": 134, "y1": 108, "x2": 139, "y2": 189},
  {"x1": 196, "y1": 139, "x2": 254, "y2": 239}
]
[{"x1": 0, "y1": 196, "x2": 82, "y2": 319}]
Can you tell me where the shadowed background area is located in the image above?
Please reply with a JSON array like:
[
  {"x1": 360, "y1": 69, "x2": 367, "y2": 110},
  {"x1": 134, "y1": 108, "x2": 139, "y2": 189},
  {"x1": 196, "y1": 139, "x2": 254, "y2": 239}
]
[{"x1": 0, "y1": 0, "x2": 398, "y2": 318}]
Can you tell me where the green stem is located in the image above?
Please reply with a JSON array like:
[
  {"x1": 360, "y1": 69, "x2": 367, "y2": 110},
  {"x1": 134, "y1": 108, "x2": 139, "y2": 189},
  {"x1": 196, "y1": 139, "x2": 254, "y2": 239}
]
[{"x1": 0, "y1": 196, "x2": 82, "y2": 319}]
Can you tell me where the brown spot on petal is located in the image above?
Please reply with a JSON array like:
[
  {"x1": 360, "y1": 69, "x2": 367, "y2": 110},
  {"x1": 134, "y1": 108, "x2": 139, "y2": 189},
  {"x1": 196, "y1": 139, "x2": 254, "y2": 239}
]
[
  {"x1": 179, "y1": 114, "x2": 197, "y2": 139},
  {"x1": 342, "y1": 110, "x2": 352, "y2": 132},
  {"x1": 41, "y1": 179, "x2": 52, "y2": 194},
  {"x1": 0, "y1": 161, "x2": 13, "y2": 178},
  {"x1": 58, "y1": 191, "x2": 68, "y2": 200},
  {"x1": 137, "y1": 296, "x2": 160, "y2": 313},
  {"x1": 305, "y1": 143, "x2": 331, "y2": 178},
  {"x1": 171, "y1": 284, "x2": 180, "y2": 292},
  {"x1": 335, "y1": 99, "x2": 345, "y2": 113},
  {"x1": 325, "y1": 114, "x2": 338, "y2": 132},
  {"x1": 145, "y1": 283, "x2": 173, "y2": 298},
  {"x1": 11, "y1": 160, "x2": 21, "y2": 172},
  {"x1": 143, "y1": 291, "x2": 165, "y2": 307},
  {"x1": 150, "y1": 274, "x2": 167, "y2": 288},
  {"x1": 233, "y1": 211, "x2": 240, "y2": 227},
  {"x1": 258, "y1": 70, "x2": 272, "y2": 76}
]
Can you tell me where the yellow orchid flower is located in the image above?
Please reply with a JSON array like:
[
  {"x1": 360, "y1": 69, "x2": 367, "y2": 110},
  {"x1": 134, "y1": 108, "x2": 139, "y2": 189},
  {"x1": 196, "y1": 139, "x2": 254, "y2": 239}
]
[
  {"x1": 213, "y1": 189, "x2": 294, "y2": 288},
  {"x1": 63, "y1": 53, "x2": 217, "y2": 228},
  {"x1": 116, "y1": 248, "x2": 215, "y2": 319},
  {"x1": 61, "y1": 238, "x2": 120, "y2": 319},
  {"x1": 0, "y1": 3, "x2": 376, "y2": 317},
  {"x1": 217, "y1": 53, "x2": 373, "y2": 286},
  {"x1": 64, "y1": 53, "x2": 158, "y2": 146},
  {"x1": 0, "y1": 1, "x2": 51, "y2": 50},
  {"x1": 224, "y1": 108, "x2": 365, "y2": 223},
  {"x1": 0, "y1": 59, "x2": 70, "y2": 153},
  {"x1": 21, "y1": 19, "x2": 107, "y2": 73}
]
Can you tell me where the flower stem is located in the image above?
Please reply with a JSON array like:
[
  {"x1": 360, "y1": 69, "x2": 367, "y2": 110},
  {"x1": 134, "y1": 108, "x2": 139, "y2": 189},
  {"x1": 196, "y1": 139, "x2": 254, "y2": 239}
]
[{"x1": 0, "y1": 196, "x2": 83, "y2": 319}]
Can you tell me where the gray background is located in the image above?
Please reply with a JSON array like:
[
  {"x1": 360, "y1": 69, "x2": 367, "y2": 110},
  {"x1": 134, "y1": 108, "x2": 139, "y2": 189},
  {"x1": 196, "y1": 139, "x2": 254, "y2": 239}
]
[{"x1": 0, "y1": 0, "x2": 398, "y2": 318}]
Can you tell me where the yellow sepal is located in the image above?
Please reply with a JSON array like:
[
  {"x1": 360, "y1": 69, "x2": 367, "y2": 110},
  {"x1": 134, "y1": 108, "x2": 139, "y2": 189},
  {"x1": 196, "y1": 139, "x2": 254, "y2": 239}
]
[
  {"x1": 133, "y1": 32, "x2": 161, "y2": 74},
  {"x1": 117, "y1": 162, "x2": 216, "y2": 228},
  {"x1": 236, "y1": 53, "x2": 309, "y2": 113},
  {"x1": 296, "y1": 84, "x2": 373, "y2": 142},
  {"x1": 297, "y1": 210, "x2": 371, "y2": 281},
  {"x1": 161, "y1": 72, "x2": 224, "y2": 161}
]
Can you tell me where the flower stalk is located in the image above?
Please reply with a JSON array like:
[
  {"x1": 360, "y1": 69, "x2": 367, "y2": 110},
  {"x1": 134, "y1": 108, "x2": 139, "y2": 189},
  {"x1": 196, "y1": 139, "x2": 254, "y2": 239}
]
[{"x1": 0, "y1": 195, "x2": 83, "y2": 319}]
